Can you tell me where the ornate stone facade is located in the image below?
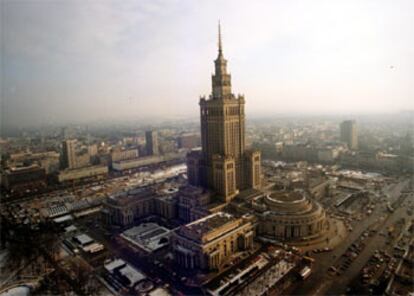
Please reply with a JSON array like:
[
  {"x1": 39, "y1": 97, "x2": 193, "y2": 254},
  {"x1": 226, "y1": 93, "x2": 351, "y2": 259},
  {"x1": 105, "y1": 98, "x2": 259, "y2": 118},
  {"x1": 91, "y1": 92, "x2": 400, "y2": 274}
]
[
  {"x1": 101, "y1": 188, "x2": 177, "y2": 226},
  {"x1": 171, "y1": 212, "x2": 254, "y2": 270},
  {"x1": 253, "y1": 190, "x2": 328, "y2": 241},
  {"x1": 177, "y1": 185, "x2": 211, "y2": 223},
  {"x1": 187, "y1": 24, "x2": 261, "y2": 202}
]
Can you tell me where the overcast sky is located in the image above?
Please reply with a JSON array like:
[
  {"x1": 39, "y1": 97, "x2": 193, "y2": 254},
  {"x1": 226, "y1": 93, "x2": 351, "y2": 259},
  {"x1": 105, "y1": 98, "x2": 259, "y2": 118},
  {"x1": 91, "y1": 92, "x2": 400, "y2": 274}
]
[{"x1": 2, "y1": 0, "x2": 413, "y2": 128}]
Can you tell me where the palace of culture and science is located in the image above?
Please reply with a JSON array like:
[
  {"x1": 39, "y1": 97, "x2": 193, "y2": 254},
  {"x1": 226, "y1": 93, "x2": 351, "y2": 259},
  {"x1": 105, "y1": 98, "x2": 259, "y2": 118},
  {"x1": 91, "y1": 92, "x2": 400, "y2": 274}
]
[
  {"x1": 187, "y1": 24, "x2": 261, "y2": 202},
  {"x1": 102, "y1": 25, "x2": 332, "y2": 273},
  {"x1": 170, "y1": 25, "x2": 331, "y2": 272}
]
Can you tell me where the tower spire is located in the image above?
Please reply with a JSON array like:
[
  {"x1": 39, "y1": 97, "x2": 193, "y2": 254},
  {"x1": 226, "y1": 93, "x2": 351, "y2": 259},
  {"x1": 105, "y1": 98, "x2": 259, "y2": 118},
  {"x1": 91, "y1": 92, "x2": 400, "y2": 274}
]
[{"x1": 218, "y1": 20, "x2": 223, "y2": 55}]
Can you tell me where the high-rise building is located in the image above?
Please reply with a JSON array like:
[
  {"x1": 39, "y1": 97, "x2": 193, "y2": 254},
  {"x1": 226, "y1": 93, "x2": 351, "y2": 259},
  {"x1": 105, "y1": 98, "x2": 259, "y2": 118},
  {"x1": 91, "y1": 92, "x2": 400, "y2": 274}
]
[
  {"x1": 145, "y1": 130, "x2": 159, "y2": 156},
  {"x1": 88, "y1": 144, "x2": 98, "y2": 157},
  {"x1": 61, "y1": 139, "x2": 77, "y2": 169},
  {"x1": 340, "y1": 120, "x2": 358, "y2": 150},
  {"x1": 187, "y1": 24, "x2": 261, "y2": 202},
  {"x1": 61, "y1": 139, "x2": 91, "y2": 169}
]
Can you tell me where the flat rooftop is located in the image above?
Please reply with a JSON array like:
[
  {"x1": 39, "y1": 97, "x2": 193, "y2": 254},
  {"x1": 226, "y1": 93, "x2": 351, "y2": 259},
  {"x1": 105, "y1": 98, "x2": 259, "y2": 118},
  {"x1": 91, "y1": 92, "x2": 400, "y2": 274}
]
[
  {"x1": 6, "y1": 164, "x2": 44, "y2": 174},
  {"x1": 118, "y1": 264, "x2": 146, "y2": 287},
  {"x1": 180, "y1": 185, "x2": 206, "y2": 195},
  {"x1": 185, "y1": 212, "x2": 236, "y2": 235},
  {"x1": 121, "y1": 223, "x2": 171, "y2": 253},
  {"x1": 104, "y1": 259, "x2": 126, "y2": 273},
  {"x1": 74, "y1": 233, "x2": 94, "y2": 246},
  {"x1": 107, "y1": 188, "x2": 154, "y2": 206}
]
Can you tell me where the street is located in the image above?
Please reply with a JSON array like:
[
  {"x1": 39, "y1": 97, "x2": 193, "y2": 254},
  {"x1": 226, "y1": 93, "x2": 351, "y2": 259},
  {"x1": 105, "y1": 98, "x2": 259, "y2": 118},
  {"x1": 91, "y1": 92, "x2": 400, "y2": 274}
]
[{"x1": 293, "y1": 178, "x2": 412, "y2": 295}]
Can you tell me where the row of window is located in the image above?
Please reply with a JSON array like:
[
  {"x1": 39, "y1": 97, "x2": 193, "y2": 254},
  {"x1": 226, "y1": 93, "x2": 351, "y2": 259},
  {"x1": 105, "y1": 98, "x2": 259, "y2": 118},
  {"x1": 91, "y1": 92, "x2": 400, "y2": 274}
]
[{"x1": 200, "y1": 106, "x2": 244, "y2": 116}]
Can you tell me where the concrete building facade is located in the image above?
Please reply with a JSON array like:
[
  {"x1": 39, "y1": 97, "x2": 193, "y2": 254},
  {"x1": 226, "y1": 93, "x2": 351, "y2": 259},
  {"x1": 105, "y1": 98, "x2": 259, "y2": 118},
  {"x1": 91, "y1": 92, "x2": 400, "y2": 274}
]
[
  {"x1": 61, "y1": 139, "x2": 91, "y2": 169},
  {"x1": 340, "y1": 120, "x2": 358, "y2": 150},
  {"x1": 61, "y1": 139, "x2": 77, "y2": 169},
  {"x1": 146, "y1": 130, "x2": 159, "y2": 156},
  {"x1": 111, "y1": 148, "x2": 139, "y2": 162}
]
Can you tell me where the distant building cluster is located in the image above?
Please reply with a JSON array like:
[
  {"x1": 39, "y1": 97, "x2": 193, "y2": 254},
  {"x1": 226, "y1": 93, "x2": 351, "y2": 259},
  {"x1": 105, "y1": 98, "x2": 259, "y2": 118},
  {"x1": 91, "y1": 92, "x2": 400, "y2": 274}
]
[{"x1": 1, "y1": 126, "x2": 199, "y2": 195}]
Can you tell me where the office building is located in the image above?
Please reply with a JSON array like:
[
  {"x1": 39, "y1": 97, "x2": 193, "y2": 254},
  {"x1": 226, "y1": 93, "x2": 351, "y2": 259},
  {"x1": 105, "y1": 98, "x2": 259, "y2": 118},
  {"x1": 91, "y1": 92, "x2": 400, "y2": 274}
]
[
  {"x1": 2, "y1": 165, "x2": 47, "y2": 192},
  {"x1": 111, "y1": 148, "x2": 139, "y2": 162},
  {"x1": 145, "y1": 130, "x2": 159, "y2": 156},
  {"x1": 61, "y1": 139, "x2": 77, "y2": 169},
  {"x1": 57, "y1": 165, "x2": 108, "y2": 183},
  {"x1": 340, "y1": 120, "x2": 358, "y2": 150},
  {"x1": 61, "y1": 139, "x2": 91, "y2": 169}
]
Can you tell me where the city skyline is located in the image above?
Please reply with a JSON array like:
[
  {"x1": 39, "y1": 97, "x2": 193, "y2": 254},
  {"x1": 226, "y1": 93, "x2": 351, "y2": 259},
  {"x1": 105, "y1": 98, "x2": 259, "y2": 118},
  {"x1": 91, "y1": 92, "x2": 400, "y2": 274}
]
[
  {"x1": 2, "y1": 0, "x2": 413, "y2": 129},
  {"x1": 1, "y1": 3, "x2": 413, "y2": 293}
]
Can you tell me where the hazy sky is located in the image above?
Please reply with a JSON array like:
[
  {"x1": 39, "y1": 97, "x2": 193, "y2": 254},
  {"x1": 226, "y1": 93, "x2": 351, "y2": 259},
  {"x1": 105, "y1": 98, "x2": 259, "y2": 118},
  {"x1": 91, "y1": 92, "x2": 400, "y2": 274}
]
[{"x1": 2, "y1": 0, "x2": 413, "y2": 128}]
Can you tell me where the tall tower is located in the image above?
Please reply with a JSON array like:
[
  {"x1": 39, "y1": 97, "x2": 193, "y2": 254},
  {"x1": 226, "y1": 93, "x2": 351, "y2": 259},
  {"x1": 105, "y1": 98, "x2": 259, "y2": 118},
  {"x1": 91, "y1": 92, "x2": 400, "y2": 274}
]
[
  {"x1": 61, "y1": 139, "x2": 77, "y2": 169},
  {"x1": 146, "y1": 130, "x2": 159, "y2": 156},
  {"x1": 340, "y1": 120, "x2": 358, "y2": 150},
  {"x1": 187, "y1": 23, "x2": 261, "y2": 202}
]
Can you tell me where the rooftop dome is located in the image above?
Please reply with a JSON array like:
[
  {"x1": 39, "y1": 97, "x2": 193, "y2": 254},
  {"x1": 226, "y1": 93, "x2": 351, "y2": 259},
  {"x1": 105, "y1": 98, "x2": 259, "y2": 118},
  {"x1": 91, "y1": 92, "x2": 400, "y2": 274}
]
[
  {"x1": 262, "y1": 190, "x2": 314, "y2": 215},
  {"x1": 254, "y1": 190, "x2": 328, "y2": 241}
]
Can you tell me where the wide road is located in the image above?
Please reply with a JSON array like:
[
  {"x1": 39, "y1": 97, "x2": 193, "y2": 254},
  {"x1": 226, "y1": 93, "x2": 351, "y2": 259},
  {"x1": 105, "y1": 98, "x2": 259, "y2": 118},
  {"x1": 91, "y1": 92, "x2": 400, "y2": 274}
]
[
  {"x1": 293, "y1": 178, "x2": 411, "y2": 295},
  {"x1": 324, "y1": 181, "x2": 412, "y2": 295}
]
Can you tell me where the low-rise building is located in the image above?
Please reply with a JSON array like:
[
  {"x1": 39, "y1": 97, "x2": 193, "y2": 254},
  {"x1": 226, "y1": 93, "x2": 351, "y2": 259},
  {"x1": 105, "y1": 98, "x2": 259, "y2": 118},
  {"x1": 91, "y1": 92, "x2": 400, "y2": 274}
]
[
  {"x1": 154, "y1": 195, "x2": 177, "y2": 220},
  {"x1": 57, "y1": 165, "x2": 108, "y2": 183},
  {"x1": 101, "y1": 184, "x2": 184, "y2": 227},
  {"x1": 111, "y1": 148, "x2": 139, "y2": 162},
  {"x1": 7, "y1": 150, "x2": 60, "y2": 174},
  {"x1": 177, "y1": 185, "x2": 211, "y2": 223},
  {"x1": 103, "y1": 259, "x2": 147, "y2": 292},
  {"x1": 282, "y1": 144, "x2": 318, "y2": 162},
  {"x1": 120, "y1": 223, "x2": 171, "y2": 253},
  {"x1": 101, "y1": 188, "x2": 155, "y2": 226},
  {"x1": 317, "y1": 147, "x2": 339, "y2": 163},
  {"x1": 171, "y1": 212, "x2": 255, "y2": 270},
  {"x1": 308, "y1": 177, "x2": 330, "y2": 200},
  {"x1": 177, "y1": 133, "x2": 201, "y2": 149},
  {"x1": 112, "y1": 152, "x2": 185, "y2": 171},
  {"x1": 2, "y1": 165, "x2": 47, "y2": 192}
]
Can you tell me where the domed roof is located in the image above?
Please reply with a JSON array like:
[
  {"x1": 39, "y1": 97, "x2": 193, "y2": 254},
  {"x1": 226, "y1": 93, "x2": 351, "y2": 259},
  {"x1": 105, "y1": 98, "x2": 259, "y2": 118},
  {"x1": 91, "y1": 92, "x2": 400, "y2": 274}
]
[
  {"x1": 262, "y1": 190, "x2": 316, "y2": 215},
  {"x1": 268, "y1": 191, "x2": 306, "y2": 203}
]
